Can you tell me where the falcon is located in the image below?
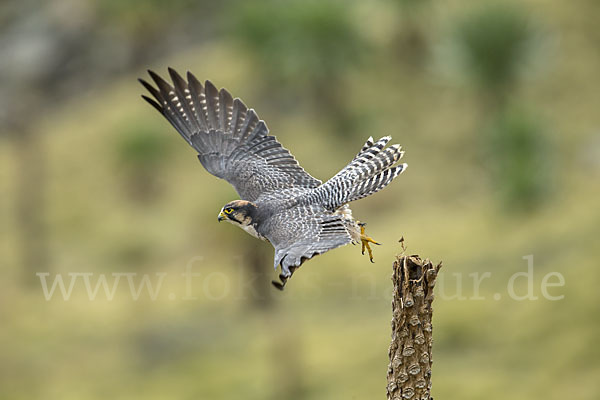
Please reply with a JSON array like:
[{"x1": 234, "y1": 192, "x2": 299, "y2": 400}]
[{"x1": 139, "y1": 68, "x2": 407, "y2": 289}]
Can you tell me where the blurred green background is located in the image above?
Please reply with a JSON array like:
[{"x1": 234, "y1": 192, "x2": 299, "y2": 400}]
[{"x1": 1, "y1": 0, "x2": 599, "y2": 399}]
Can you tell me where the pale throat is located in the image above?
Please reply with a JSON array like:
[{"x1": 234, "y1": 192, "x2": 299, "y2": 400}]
[
  {"x1": 239, "y1": 223, "x2": 262, "y2": 239},
  {"x1": 221, "y1": 213, "x2": 263, "y2": 240}
]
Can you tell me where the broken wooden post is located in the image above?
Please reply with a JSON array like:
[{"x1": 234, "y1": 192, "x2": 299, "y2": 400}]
[{"x1": 387, "y1": 254, "x2": 442, "y2": 400}]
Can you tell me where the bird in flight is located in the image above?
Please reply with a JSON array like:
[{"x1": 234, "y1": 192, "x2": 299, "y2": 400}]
[{"x1": 139, "y1": 68, "x2": 407, "y2": 289}]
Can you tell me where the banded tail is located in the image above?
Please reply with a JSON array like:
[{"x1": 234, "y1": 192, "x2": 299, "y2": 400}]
[{"x1": 316, "y1": 136, "x2": 407, "y2": 210}]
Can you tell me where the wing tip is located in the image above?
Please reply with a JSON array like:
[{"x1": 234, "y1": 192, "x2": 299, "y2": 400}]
[
  {"x1": 138, "y1": 78, "x2": 159, "y2": 96},
  {"x1": 141, "y1": 95, "x2": 163, "y2": 113},
  {"x1": 147, "y1": 69, "x2": 160, "y2": 81},
  {"x1": 205, "y1": 79, "x2": 217, "y2": 92},
  {"x1": 167, "y1": 67, "x2": 185, "y2": 86}
]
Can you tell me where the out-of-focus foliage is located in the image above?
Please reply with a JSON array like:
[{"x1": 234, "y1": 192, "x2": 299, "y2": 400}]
[
  {"x1": 453, "y1": 3, "x2": 537, "y2": 95},
  {"x1": 233, "y1": 0, "x2": 366, "y2": 89},
  {"x1": 1, "y1": 0, "x2": 599, "y2": 400},
  {"x1": 113, "y1": 124, "x2": 172, "y2": 202},
  {"x1": 115, "y1": 126, "x2": 169, "y2": 169},
  {"x1": 487, "y1": 107, "x2": 550, "y2": 211},
  {"x1": 97, "y1": 0, "x2": 222, "y2": 46},
  {"x1": 388, "y1": 0, "x2": 433, "y2": 68},
  {"x1": 232, "y1": 0, "x2": 368, "y2": 136},
  {"x1": 98, "y1": 0, "x2": 197, "y2": 23},
  {"x1": 448, "y1": 3, "x2": 550, "y2": 210}
]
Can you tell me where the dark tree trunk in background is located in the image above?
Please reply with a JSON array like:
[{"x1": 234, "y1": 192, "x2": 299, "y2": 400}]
[
  {"x1": 13, "y1": 126, "x2": 47, "y2": 284},
  {"x1": 240, "y1": 234, "x2": 274, "y2": 310},
  {"x1": 387, "y1": 255, "x2": 442, "y2": 400}
]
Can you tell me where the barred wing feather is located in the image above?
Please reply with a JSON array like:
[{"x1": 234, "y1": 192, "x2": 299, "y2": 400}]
[{"x1": 139, "y1": 68, "x2": 322, "y2": 201}]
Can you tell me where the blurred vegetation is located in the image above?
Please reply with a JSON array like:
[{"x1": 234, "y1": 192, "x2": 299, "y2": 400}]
[
  {"x1": 113, "y1": 124, "x2": 172, "y2": 202},
  {"x1": 450, "y1": 3, "x2": 550, "y2": 210},
  {"x1": 232, "y1": 0, "x2": 368, "y2": 136},
  {"x1": 453, "y1": 3, "x2": 537, "y2": 101},
  {"x1": 1, "y1": 1, "x2": 599, "y2": 400},
  {"x1": 390, "y1": 0, "x2": 432, "y2": 67},
  {"x1": 486, "y1": 107, "x2": 551, "y2": 211}
]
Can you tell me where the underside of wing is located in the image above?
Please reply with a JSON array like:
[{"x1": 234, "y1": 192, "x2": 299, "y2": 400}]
[
  {"x1": 139, "y1": 68, "x2": 322, "y2": 201},
  {"x1": 263, "y1": 206, "x2": 353, "y2": 278}
]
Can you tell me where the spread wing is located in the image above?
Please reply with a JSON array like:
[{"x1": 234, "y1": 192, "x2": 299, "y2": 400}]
[
  {"x1": 139, "y1": 68, "x2": 322, "y2": 201},
  {"x1": 261, "y1": 205, "x2": 353, "y2": 278}
]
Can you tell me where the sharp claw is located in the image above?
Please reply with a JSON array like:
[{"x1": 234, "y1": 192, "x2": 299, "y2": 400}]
[
  {"x1": 359, "y1": 223, "x2": 379, "y2": 263},
  {"x1": 272, "y1": 272, "x2": 290, "y2": 291}
]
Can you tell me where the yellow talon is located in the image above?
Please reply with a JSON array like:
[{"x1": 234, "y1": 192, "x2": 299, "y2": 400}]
[{"x1": 359, "y1": 223, "x2": 381, "y2": 263}]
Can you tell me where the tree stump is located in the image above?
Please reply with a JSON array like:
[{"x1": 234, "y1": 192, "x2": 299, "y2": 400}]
[{"x1": 387, "y1": 255, "x2": 442, "y2": 400}]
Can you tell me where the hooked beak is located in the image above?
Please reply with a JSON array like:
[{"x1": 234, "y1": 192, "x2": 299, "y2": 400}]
[{"x1": 218, "y1": 210, "x2": 227, "y2": 222}]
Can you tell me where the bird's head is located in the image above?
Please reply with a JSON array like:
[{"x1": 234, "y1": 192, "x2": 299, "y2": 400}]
[{"x1": 217, "y1": 200, "x2": 258, "y2": 227}]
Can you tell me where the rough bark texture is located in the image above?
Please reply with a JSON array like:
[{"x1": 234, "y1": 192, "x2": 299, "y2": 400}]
[{"x1": 387, "y1": 255, "x2": 442, "y2": 400}]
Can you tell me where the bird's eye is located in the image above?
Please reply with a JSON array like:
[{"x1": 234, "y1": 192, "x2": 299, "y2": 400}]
[{"x1": 224, "y1": 208, "x2": 233, "y2": 214}]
